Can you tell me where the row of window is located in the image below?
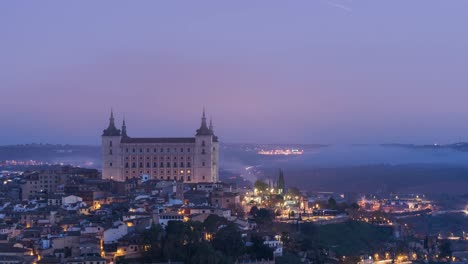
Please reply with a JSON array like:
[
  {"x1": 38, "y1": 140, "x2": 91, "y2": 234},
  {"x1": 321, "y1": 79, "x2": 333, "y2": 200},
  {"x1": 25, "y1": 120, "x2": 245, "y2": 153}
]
[
  {"x1": 110, "y1": 148, "x2": 213, "y2": 155},
  {"x1": 124, "y1": 161, "x2": 192, "y2": 168},
  {"x1": 125, "y1": 169, "x2": 191, "y2": 175},
  {"x1": 125, "y1": 147, "x2": 192, "y2": 153},
  {"x1": 126, "y1": 174, "x2": 209, "y2": 182},
  {"x1": 125, "y1": 156, "x2": 192, "y2": 161}
]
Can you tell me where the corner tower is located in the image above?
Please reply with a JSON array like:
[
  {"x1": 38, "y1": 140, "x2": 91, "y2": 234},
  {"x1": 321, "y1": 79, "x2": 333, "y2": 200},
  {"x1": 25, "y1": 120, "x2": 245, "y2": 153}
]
[
  {"x1": 101, "y1": 110, "x2": 123, "y2": 181},
  {"x1": 193, "y1": 109, "x2": 219, "y2": 183}
]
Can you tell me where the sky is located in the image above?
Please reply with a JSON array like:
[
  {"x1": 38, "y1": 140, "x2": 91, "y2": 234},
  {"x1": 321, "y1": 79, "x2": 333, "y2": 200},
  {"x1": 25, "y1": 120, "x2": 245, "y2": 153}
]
[{"x1": 0, "y1": 0, "x2": 467, "y2": 145}]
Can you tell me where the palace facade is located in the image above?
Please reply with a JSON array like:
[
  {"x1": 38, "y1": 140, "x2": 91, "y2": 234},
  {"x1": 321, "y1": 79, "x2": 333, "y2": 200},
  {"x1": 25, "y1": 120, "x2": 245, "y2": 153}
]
[{"x1": 101, "y1": 110, "x2": 219, "y2": 183}]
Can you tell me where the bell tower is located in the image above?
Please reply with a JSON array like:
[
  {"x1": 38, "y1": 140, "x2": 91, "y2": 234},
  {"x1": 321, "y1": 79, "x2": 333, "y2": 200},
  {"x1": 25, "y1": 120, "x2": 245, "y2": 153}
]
[
  {"x1": 101, "y1": 109, "x2": 123, "y2": 181},
  {"x1": 193, "y1": 109, "x2": 218, "y2": 182}
]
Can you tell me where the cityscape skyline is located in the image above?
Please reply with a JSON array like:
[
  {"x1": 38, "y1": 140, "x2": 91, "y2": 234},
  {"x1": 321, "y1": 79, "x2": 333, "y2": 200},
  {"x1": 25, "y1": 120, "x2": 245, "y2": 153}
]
[{"x1": 1, "y1": 1, "x2": 468, "y2": 145}]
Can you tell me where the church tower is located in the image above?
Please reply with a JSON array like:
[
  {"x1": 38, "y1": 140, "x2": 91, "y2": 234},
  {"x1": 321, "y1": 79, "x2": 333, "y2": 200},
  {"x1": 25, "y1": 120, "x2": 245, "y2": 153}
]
[
  {"x1": 101, "y1": 110, "x2": 123, "y2": 181},
  {"x1": 193, "y1": 109, "x2": 219, "y2": 182}
]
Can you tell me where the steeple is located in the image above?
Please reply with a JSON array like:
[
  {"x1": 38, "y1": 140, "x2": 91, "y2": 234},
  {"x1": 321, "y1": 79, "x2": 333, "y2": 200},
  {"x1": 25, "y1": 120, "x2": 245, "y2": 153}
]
[
  {"x1": 209, "y1": 117, "x2": 214, "y2": 133},
  {"x1": 102, "y1": 109, "x2": 121, "y2": 136},
  {"x1": 196, "y1": 108, "x2": 212, "y2": 136},
  {"x1": 121, "y1": 117, "x2": 128, "y2": 138}
]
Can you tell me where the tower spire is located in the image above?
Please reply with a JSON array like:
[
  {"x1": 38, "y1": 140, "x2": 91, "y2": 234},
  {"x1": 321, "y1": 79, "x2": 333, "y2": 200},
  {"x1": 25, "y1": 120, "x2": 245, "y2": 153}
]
[
  {"x1": 196, "y1": 107, "x2": 211, "y2": 136},
  {"x1": 209, "y1": 117, "x2": 214, "y2": 132},
  {"x1": 121, "y1": 117, "x2": 128, "y2": 137},
  {"x1": 110, "y1": 108, "x2": 115, "y2": 126},
  {"x1": 102, "y1": 108, "x2": 121, "y2": 136}
]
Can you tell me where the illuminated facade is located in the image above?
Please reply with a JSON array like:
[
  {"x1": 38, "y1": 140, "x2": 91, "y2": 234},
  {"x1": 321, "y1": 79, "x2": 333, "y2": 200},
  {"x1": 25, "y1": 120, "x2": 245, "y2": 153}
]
[{"x1": 101, "y1": 110, "x2": 219, "y2": 183}]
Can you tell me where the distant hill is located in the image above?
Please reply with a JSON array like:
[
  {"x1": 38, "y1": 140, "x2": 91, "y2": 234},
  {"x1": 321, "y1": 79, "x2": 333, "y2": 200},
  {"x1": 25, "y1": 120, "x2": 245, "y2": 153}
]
[
  {"x1": 0, "y1": 144, "x2": 101, "y2": 168},
  {"x1": 382, "y1": 142, "x2": 468, "y2": 151}
]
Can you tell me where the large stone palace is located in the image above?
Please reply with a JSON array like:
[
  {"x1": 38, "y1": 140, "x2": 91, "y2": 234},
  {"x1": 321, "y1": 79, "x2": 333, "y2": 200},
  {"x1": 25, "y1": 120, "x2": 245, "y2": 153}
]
[{"x1": 101, "y1": 110, "x2": 219, "y2": 183}]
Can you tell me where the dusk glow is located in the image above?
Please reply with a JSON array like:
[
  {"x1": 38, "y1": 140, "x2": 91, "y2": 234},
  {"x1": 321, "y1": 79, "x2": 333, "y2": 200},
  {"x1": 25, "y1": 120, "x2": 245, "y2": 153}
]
[{"x1": 1, "y1": 1, "x2": 468, "y2": 145}]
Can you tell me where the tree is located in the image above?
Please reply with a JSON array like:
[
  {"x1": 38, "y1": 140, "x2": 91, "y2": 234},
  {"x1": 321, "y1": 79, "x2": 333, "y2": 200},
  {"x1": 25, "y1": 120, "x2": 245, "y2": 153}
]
[
  {"x1": 439, "y1": 241, "x2": 452, "y2": 259},
  {"x1": 247, "y1": 235, "x2": 273, "y2": 260},
  {"x1": 204, "y1": 214, "x2": 228, "y2": 234},
  {"x1": 185, "y1": 242, "x2": 231, "y2": 264},
  {"x1": 254, "y1": 208, "x2": 274, "y2": 227},
  {"x1": 278, "y1": 169, "x2": 285, "y2": 194},
  {"x1": 254, "y1": 179, "x2": 268, "y2": 192},
  {"x1": 249, "y1": 206, "x2": 259, "y2": 216},
  {"x1": 142, "y1": 224, "x2": 163, "y2": 260},
  {"x1": 350, "y1": 202, "x2": 360, "y2": 210},
  {"x1": 212, "y1": 223, "x2": 245, "y2": 258},
  {"x1": 328, "y1": 197, "x2": 337, "y2": 209}
]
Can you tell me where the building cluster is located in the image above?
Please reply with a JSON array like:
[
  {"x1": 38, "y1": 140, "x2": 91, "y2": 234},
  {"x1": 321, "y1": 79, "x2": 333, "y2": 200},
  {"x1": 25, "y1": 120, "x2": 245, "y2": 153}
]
[
  {"x1": 358, "y1": 194, "x2": 433, "y2": 214},
  {"x1": 0, "y1": 162, "x2": 287, "y2": 263}
]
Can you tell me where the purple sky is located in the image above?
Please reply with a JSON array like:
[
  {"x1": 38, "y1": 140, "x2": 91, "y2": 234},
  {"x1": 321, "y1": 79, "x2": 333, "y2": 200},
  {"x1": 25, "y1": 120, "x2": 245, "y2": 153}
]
[{"x1": 1, "y1": 1, "x2": 467, "y2": 145}]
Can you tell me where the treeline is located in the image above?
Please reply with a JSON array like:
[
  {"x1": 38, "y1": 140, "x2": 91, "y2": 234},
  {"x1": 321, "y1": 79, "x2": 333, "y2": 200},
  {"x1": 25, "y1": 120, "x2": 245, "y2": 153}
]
[{"x1": 119, "y1": 215, "x2": 274, "y2": 264}]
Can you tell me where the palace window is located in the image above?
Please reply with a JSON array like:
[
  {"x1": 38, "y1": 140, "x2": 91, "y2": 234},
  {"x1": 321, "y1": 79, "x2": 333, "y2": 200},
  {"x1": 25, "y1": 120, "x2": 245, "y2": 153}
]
[
  {"x1": 160, "y1": 162, "x2": 164, "y2": 168},
  {"x1": 147, "y1": 148, "x2": 150, "y2": 153},
  {"x1": 110, "y1": 141, "x2": 112, "y2": 147},
  {"x1": 132, "y1": 148, "x2": 135, "y2": 153},
  {"x1": 132, "y1": 162, "x2": 136, "y2": 168},
  {"x1": 166, "y1": 162, "x2": 171, "y2": 168},
  {"x1": 139, "y1": 162, "x2": 143, "y2": 168},
  {"x1": 180, "y1": 162, "x2": 184, "y2": 167},
  {"x1": 109, "y1": 149, "x2": 113, "y2": 155},
  {"x1": 109, "y1": 163, "x2": 113, "y2": 167},
  {"x1": 187, "y1": 148, "x2": 191, "y2": 152},
  {"x1": 126, "y1": 148, "x2": 128, "y2": 153},
  {"x1": 153, "y1": 162, "x2": 157, "y2": 168},
  {"x1": 187, "y1": 176, "x2": 191, "y2": 181},
  {"x1": 180, "y1": 148, "x2": 184, "y2": 152},
  {"x1": 173, "y1": 162, "x2": 177, "y2": 167},
  {"x1": 187, "y1": 162, "x2": 191, "y2": 167},
  {"x1": 154, "y1": 148, "x2": 157, "y2": 153},
  {"x1": 202, "y1": 149, "x2": 206, "y2": 154},
  {"x1": 146, "y1": 162, "x2": 150, "y2": 168},
  {"x1": 202, "y1": 140, "x2": 205, "y2": 146},
  {"x1": 125, "y1": 163, "x2": 129, "y2": 168},
  {"x1": 202, "y1": 162, "x2": 205, "y2": 166}
]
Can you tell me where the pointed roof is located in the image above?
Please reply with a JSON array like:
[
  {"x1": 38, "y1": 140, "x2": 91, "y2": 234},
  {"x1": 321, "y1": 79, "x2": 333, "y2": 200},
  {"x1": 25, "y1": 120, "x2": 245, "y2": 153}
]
[
  {"x1": 102, "y1": 109, "x2": 121, "y2": 136},
  {"x1": 121, "y1": 118, "x2": 128, "y2": 138},
  {"x1": 209, "y1": 117, "x2": 219, "y2": 142},
  {"x1": 196, "y1": 108, "x2": 212, "y2": 136}
]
